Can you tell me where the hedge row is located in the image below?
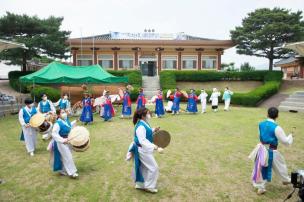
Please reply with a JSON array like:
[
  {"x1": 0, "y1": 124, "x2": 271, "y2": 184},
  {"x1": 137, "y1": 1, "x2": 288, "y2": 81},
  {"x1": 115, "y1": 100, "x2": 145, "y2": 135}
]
[
  {"x1": 108, "y1": 70, "x2": 142, "y2": 87},
  {"x1": 31, "y1": 86, "x2": 61, "y2": 102},
  {"x1": 8, "y1": 71, "x2": 34, "y2": 93},
  {"x1": 160, "y1": 70, "x2": 283, "y2": 89},
  {"x1": 231, "y1": 81, "x2": 281, "y2": 106},
  {"x1": 160, "y1": 70, "x2": 283, "y2": 106}
]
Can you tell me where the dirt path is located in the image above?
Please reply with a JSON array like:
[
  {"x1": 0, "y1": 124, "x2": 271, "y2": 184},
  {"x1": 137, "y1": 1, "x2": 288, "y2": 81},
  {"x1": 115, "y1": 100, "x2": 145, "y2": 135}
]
[{"x1": 0, "y1": 80, "x2": 29, "y2": 97}]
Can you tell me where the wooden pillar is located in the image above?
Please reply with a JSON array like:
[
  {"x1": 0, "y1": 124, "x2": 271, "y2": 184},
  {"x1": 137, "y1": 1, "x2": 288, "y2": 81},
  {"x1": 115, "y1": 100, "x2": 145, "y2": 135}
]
[
  {"x1": 114, "y1": 51, "x2": 118, "y2": 70},
  {"x1": 197, "y1": 52, "x2": 202, "y2": 70},
  {"x1": 112, "y1": 47, "x2": 120, "y2": 70},
  {"x1": 216, "y1": 48, "x2": 223, "y2": 71},
  {"x1": 93, "y1": 50, "x2": 97, "y2": 65},
  {"x1": 72, "y1": 50, "x2": 77, "y2": 66},
  {"x1": 157, "y1": 51, "x2": 161, "y2": 74},
  {"x1": 177, "y1": 52, "x2": 182, "y2": 70},
  {"x1": 134, "y1": 51, "x2": 138, "y2": 66}
]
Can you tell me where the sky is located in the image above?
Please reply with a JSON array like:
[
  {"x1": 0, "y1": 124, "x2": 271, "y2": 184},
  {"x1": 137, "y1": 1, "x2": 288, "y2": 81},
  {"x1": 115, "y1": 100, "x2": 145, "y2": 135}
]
[{"x1": 0, "y1": 0, "x2": 304, "y2": 74}]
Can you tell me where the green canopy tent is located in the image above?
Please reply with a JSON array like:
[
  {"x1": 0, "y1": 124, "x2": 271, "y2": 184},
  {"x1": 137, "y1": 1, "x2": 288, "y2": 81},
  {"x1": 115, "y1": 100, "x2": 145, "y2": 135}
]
[{"x1": 19, "y1": 62, "x2": 128, "y2": 84}]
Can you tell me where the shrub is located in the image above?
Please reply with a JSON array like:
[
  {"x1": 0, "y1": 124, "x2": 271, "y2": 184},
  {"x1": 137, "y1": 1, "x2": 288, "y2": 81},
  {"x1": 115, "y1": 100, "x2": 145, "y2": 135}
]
[
  {"x1": 31, "y1": 86, "x2": 61, "y2": 103},
  {"x1": 159, "y1": 71, "x2": 176, "y2": 89},
  {"x1": 231, "y1": 81, "x2": 281, "y2": 106},
  {"x1": 129, "y1": 87, "x2": 140, "y2": 101},
  {"x1": 160, "y1": 70, "x2": 282, "y2": 88},
  {"x1": 8, "y1": 71, "x2": 34, "y2": 93}
]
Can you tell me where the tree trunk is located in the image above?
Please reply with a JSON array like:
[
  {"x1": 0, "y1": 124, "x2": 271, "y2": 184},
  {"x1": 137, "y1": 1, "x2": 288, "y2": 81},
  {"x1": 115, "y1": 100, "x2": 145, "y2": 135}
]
[
  {"x1": 269, "y1": 58, "x2": 273, "y2": 71},
  {"x1": 22, "y1": 51, "x2": 27, "y2": 72}
]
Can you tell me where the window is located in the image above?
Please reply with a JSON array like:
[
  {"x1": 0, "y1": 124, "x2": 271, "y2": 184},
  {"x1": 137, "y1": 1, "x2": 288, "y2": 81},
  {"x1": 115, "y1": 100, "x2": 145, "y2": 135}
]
[
  {"x1": 77, "y1": 54, "x2": 93, "y2": 66},
  {"x1": 182, "y1": 56, "x2": 197, "y2": 69},
  {"x1": 98, "y1": 54, "x2": 113, "y2": 69},
  {"x1": 202, "y1": 56, "x2": 217, "y2": 69},
  {"x1": 119, "y1": 55, "x2": 134, "y2": 69},
  {"x1": 162, "y1": 56, "x2": 177, "y2": 69}
]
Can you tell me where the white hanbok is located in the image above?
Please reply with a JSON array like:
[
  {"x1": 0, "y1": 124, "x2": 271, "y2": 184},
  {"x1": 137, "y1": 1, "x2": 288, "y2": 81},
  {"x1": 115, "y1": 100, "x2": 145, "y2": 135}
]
[
  {"x1": 18, "y1": 107, "x2": 37, "y2": 153},
  {"x1": 136, "y1": 121, "x2": 159, "y2": 189},
  {"x1": 165, "y1": 101, "x2": 173, "y2": 112},
  {"x1": 50, "y1": 119, "x2": 77, "y2": 176},
  {"x1": 198, "y1": 92, "x2": 208, "y2": 113},
  {"x1": 209, "y1": 92, "x2": 221, "y2": 111},
  {"x1": 251, "y1": 119, "x2": 293, "y2": 190}
]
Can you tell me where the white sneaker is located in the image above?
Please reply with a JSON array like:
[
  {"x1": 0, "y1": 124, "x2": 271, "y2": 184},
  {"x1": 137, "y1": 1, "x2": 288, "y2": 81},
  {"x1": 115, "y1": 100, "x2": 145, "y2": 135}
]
[
  {"x1": 257, "y1": 188, "x2": 266, "y2": 195},
  {"x1": 145, "y1": 188, "x2": 158, "y2": 193},
  {"x1": 29, "y1": 152, "x2": 34, "y2": 157},
  {"x1": 59, "y1": 171, "x2": 67, "y2": 176},
  {"x1": 135, "y1": 183, "x2": 144, "y2": 190},
  {"x1": 71, "y1": 173, "x2": 79, "y2": 178}
]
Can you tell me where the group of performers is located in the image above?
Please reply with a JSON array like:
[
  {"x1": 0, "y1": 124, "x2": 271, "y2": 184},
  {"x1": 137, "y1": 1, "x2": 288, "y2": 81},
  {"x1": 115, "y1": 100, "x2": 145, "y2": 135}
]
[
  {"x1": 18, "y1": 94, "x2": 79, "y2": 178},
  {"x1": 18, "y1": 86, "x2": 295, "y2": 196}
]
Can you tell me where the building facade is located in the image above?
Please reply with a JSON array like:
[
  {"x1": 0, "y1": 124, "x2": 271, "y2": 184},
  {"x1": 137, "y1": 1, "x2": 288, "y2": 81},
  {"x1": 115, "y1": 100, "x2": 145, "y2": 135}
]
[
  {"x1": 67, "y1": 32, "x2": 234, "y2": 76},
  {"x1": 275, "y1": 56, "x2": 304, "y2": 79}
]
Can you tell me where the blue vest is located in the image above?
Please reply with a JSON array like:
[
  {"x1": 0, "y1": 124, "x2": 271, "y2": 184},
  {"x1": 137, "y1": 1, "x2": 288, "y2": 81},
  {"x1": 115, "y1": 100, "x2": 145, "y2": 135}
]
[
  {"x1": 259, "y1": 120, "x2": 278, "y2": 146},
  {"x1": 39, "y1": 100, "x2": 51, "y2": 113},
  {"x1": 22, "y1": 107, "x2": 37, "y2": 123},
  {"x1": 57, "y1": 119, "x2": 71, "y2": 138},
  {"x1": 259, "y1": 120, "x2": 278, "y2": 182},
  {"x1": 59, "y1": 99, "x2": 68, "y2": 109},
  {"x1": 134, "y1": 120, "x2": 153, "y2": 145}
]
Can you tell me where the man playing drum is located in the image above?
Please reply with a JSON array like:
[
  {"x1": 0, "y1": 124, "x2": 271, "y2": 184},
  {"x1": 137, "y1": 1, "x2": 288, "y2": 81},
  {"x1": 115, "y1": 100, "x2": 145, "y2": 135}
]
[
  {"x1": 18, "y1": 98, "x2": 38, "y2": 156},
  {"x1": 37, "y1": 93, "x2": 56, "y2": 140}
]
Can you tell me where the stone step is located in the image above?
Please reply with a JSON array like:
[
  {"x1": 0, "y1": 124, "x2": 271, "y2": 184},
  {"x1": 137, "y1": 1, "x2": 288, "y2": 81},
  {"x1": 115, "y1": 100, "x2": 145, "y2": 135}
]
[
  {"x1": 295, "y1": 91, "x2": 304, "y2": 95},
  {"x1": 278, "y1": 105, "x2": 304, "y2": 112},
  {"x1": 290, "y1": 94, "x2": 304, "y2": 99},
  {"x1": 280, "y1": 101, "x2": 304, "y2": 107},
  {"x1": 285, "y1": 97, "x2": 304, "y2": 102}
]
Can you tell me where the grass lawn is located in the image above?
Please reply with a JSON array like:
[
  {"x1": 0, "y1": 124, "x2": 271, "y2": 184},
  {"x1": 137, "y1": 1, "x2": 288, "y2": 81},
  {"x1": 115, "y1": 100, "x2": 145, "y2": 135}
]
[
  {"x1": 0, "y1": 105, "x2": 303, "y2": 201},
  {"x1": 177, "y1": 81, "x2": 263, "y2": 92}
]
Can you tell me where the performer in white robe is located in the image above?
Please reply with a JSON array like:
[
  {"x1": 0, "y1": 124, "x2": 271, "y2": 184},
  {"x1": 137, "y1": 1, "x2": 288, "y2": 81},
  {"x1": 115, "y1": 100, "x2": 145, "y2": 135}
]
[
  {"x1": 18, "y1": 98, "x2": 38, "y2": 156},
  {"x1": 37, "y1": 93, "x2": 56, "y2": 114},
  {"x1": 249, "y1": 107, "x2": 293, "y2": 195},
  {"x1": 127, "y1": 107, "x2": 164, "y2": 193},
  {"x1": 198, "y1": 89, "x2": 208, "y2": 113},
  {"x1": 37, "y1": 93, "x2": 56, "y2": 140},
  {"x1": 54, "y1": 93, "x2": 71, "y2": 114},
  {"x1": 209, "y1": 88, "x2": 221, "y2": 112},
  {"x1": 222, "y1": 87, "x2": 233, "y2": 111},
  {"x1": 49, "y1": 109, "x2": 78, "y2": 178}
]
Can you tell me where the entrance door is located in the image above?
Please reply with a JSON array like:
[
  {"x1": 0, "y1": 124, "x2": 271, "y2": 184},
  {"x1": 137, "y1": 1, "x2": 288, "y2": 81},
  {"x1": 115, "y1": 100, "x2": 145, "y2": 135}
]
[
  {"x1": 147, "y1": 61, "x2": 156, "y2": 76},
  {"x1": 140, "y1": 61, "x2": 156, "y2": 76}
]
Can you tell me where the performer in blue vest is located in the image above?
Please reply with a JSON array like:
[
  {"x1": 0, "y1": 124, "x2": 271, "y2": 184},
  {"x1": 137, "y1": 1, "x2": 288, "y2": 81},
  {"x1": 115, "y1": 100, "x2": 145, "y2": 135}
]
[
  {"x1": 136, "y1": 88, "x2": 146, "y2": 110},
  {"x1": 121, "y1": 89, "x2": 132, "y2": 118},
  {"x1": 37, "y1": 93, "x2": 56, "y2": 114},
  {"x1": 80, "y1": 92, "x2": 93, "y2": 125},
  {"x1": 186, "y1": 89, "x2": 198, "y2": 113},
  {"x1": 154, "y1": 89, "x2": 165, "y2": 118},
  {"x1": 126, "y1": 107, "x2": 164, "y2": 193},
  {"x1": 50, "y1": 109, "x2": 78, "y2": 178},
  {"x1": 249, "y1": 107, "x2": 293, "y2": 195},
  {"x1": 18, "y1": 98, "x2": 38, "y2": 156},
  {"x1": 222, "y1": 87, "x2": 234, "y2": 111},
  {"x1": 102, "y1": 91, "x2": 115, "y2": 122},
  {"x1": 171, "y1": 88, "x2": 182, "y2": 115},
  {"x1": 55, "y1": 93, "x2": 71, "y2": 113}
]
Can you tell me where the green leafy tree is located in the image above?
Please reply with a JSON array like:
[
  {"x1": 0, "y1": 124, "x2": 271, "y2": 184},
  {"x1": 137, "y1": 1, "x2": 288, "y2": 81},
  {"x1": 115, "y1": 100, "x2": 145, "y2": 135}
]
[
  {"x1": 240, "y1": 62, "x2": 255, "y2": 71},
  {"x1": 0, "y1": 12, "x2": 70, "y2": 71},
  {"x1": 231, "y1": 8, "x2": 304, "y2": 70}
]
